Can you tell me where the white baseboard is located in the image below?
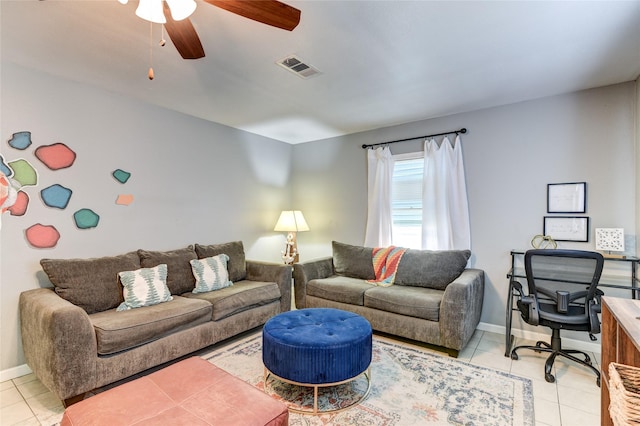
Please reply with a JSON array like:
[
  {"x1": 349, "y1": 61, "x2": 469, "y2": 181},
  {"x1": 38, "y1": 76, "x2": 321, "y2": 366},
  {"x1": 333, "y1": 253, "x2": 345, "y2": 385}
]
[
  {"x1": 0, "y1": 363, "x2": 32, "y2": 382},
  {"x1": 477, "y1": 322, "x2": 602, "y2": 354}
]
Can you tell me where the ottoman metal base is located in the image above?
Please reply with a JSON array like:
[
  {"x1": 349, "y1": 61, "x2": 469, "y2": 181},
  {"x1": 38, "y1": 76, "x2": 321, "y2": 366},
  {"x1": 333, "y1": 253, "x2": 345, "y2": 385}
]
[{"x1": 264, "y1": 366, "x2": 371, "y2": 414}]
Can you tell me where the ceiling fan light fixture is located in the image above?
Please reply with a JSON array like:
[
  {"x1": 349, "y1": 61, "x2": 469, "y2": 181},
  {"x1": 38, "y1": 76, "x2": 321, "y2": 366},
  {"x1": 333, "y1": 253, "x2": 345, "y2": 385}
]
[
  {"x1": 166, "y1": 0, "x2": 197, "y2": 21},
  {"x1": 136, "y1": 0, "x2": 167, "y2": 24}
]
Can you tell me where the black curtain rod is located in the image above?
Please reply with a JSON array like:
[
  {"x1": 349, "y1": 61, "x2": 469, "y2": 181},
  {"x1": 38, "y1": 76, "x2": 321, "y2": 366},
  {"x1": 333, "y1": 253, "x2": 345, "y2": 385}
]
[{"x1": 361, "y1": 128, "x2": 467, "y2": 149}]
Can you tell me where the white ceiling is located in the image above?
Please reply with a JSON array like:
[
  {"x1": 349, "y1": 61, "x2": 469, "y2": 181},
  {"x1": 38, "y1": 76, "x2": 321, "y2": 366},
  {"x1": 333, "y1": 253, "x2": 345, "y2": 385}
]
[{"x1": 2, "y1": 0, "x2": 639, "y2": 144}]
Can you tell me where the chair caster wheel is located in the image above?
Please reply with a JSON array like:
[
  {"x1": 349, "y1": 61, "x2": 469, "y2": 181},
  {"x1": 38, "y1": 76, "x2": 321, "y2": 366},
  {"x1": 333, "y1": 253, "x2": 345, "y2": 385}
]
[
  {"x1": 545, "y1": 373, "x2": 555, "y2": 383},
  {"x1": 511, "y1": 353, "x2": 519, "y2": 360}
]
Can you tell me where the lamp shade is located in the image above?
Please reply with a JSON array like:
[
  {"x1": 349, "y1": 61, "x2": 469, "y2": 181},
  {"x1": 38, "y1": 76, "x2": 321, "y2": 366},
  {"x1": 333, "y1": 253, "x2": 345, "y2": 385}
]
[
  {"x1": 136, "y1": 0, "x2": 166, "y2": 23},
  {"x1": 165, "y1": 0, "x2": 197, "y2": 21},
  {"x1": 274, "y1": 211, "x2": 309, "y2": 232}
]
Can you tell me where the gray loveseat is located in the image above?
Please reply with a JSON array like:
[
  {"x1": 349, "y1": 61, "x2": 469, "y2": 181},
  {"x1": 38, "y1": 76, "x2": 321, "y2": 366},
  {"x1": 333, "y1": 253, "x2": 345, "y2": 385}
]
[
  {"x1": 293, "y1": 241, "x2": 484, "y2": 356},
  {"x1": 19, "y1": 241, "x2": 291, "y2": 406}
]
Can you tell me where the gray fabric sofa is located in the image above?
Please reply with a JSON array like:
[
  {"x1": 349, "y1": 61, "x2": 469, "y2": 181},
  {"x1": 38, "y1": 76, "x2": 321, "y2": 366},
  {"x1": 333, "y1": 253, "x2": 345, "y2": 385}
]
[
  {"x1": 19, "y1": 241, "x2": 291, "y2": 406},
  {"x1": 293, "y1": 241, "x2": 484, "y2": 356}
]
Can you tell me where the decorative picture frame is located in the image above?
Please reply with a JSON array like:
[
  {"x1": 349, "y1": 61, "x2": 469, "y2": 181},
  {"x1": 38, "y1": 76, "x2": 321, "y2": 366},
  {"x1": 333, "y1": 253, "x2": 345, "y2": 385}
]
[
  {"x1": 543, "y1": 216, "x2": 589, "y2": 242},
  {"x1": 547, "y1": 182, "x2": 586, "y2": 213}
]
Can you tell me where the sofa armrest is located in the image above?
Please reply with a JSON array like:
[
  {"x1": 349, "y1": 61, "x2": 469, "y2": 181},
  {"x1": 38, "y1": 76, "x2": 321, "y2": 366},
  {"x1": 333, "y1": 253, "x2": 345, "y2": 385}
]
[
  {"x1": 292, "y1": 257, "x2": 335, "y2": 309},
  {"x1": 19, "y1": 288, "x2": 98, "y2": 402},
  {"x1": 246, "y1": 261, "x2": 292, "y2": 313},
  {"x1": 439, "y1": 268, "x2": 485, "y2": 352}
]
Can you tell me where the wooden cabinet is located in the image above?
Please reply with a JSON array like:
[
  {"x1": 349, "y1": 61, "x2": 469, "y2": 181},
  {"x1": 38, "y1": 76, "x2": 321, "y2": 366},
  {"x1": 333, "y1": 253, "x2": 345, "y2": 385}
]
[{"x1": 601, "y1": 297, "x2": 640, "y2": 426}]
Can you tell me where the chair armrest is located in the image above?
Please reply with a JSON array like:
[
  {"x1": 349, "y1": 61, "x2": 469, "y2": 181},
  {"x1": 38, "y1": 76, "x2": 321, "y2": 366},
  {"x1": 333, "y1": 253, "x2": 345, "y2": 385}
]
[
  {"x1": 19, "y1": 288, "x2": 97, "y2": 401},
  {"x1": 439, "y1": 269, "x2": 485, "y2": 351},
  {"x1": 246, "y1": 261, "x2": 292, "y2": 312},
  {"x1": 292, "y1": 257, "x2": 335, "y2": 309}
]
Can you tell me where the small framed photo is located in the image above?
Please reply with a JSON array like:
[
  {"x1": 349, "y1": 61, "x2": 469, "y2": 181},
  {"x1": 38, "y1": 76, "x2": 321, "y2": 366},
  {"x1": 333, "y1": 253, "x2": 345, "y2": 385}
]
[
  {"x1": 547, "y1": 182, "x2": 586, "y2": 213},
  {"x1": 543, "y1": 216, "x2": 589, "y2": 242}
]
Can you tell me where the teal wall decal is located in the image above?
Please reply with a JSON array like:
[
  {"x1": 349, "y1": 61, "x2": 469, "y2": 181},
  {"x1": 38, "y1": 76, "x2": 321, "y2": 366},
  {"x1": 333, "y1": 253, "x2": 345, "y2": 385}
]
[
  {"x1": 112, "y1": 169, "x2": 131, "y2": 184},
  {"x1": 74, "y1": 208, "x2": 100, "y2": 229}
]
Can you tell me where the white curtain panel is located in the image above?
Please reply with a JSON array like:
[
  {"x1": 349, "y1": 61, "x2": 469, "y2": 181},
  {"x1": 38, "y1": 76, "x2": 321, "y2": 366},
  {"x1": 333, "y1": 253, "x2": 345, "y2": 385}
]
[
  {"x1": 421, "y1": 136, "x2": 471, "y2": 250},
  {"x1": 364, "y1": 147, "x2": 394, "y2": 247}
]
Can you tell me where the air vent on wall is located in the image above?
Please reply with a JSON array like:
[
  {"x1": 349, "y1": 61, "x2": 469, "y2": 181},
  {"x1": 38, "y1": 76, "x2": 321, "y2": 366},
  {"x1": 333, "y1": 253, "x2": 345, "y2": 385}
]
[{"x1": 276, "y1": 55, "x2": 321, "y2": 79}]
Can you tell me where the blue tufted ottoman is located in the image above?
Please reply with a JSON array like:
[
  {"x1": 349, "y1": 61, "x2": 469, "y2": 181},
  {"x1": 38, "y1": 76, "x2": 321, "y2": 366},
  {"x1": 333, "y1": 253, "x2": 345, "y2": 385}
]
[{"x1": 262, "y1": 308, "x2": 372, "y2": 414}]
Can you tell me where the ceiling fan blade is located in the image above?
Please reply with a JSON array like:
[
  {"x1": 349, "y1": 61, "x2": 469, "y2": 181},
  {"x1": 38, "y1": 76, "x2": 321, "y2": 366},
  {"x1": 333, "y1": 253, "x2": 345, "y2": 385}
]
[
  {"x1": 163, "y1": 3, "x2": 205, "y2": 59},
  {"x1": 205, "y1": 0, "x2": 301, "y2": 31}
]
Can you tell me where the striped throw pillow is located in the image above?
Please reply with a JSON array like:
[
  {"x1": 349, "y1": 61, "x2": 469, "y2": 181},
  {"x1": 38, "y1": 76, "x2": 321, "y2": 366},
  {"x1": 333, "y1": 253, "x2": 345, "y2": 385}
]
[
  {"x1": 117, "y1": 264, "x2": 172, "y2": 311},
  {"x1": 190, "y1": 254, "x2": 233, "y2": 293}
]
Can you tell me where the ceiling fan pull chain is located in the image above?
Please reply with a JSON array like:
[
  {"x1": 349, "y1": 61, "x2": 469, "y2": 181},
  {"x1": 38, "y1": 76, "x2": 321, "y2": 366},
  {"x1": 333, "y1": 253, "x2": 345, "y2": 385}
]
[
  {"x1": 160, "y1": 25, "x2": 166, "y2": 47},
  {"x1": 148, "y1": 22, "x2": 154, "y2": 80}
]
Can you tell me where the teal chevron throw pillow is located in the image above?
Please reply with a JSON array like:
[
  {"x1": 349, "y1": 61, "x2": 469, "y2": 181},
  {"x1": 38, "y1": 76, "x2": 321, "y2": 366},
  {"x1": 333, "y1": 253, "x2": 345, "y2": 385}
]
[
  {"x1": 116, "y1": 264, "x2": 172, "y2": 311},
  {"x1": 190, "y1": 254, "x2": 233, "y2": 293}
]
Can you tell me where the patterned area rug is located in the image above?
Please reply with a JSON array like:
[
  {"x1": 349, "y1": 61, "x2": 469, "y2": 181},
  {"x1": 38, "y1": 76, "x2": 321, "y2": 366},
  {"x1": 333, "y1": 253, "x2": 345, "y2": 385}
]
[{"x1": 203, "y1": 333, "x2": 534, "y2": 425}]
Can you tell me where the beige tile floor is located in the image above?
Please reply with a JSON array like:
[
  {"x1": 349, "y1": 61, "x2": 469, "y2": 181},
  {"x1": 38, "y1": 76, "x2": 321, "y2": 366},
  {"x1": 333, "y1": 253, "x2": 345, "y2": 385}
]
[{"x1": 1, "y1": 330, "x2": 602, "y2": 425}]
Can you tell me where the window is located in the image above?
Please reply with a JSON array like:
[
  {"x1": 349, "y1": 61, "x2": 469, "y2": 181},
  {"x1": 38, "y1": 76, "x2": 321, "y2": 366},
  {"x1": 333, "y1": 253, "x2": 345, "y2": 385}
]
[{"x1": 391, "y1": 152, "x2": 424, "y2": 249}]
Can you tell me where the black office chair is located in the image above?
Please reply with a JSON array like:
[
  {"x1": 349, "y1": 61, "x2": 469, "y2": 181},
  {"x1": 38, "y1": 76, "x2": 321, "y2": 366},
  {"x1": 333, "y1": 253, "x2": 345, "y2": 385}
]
[{"x1": 510, "y1": 249, "x2": 604, "y2": 386}]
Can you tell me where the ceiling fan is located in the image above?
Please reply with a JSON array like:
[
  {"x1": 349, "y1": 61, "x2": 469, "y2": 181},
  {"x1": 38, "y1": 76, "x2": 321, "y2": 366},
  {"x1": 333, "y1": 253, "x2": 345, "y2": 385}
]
[{"x1": 129, "y1": 0, "x2": 301, "y2": 60}]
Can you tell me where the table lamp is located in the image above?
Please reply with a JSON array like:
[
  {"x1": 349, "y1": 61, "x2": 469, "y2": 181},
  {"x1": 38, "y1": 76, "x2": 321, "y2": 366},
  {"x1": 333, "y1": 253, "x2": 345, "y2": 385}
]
[{"x1": 274, "y1": 210, "x2": 309, "y2": 264}]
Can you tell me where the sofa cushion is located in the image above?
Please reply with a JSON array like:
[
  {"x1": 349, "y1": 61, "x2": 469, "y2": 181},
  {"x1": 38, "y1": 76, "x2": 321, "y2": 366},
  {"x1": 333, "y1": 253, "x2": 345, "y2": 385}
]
[
  {"x1": 364, "y1": 286, "x2": 443, "y2": 321},
  {"x1": 138, "y1": 246, "x2": 197, "y2": 295},
  {"x1": 90, "y1": 296, "x2": 212, "y2": 355},
  {"x1": 183, "y1": 280, "x2": 280, "y2": 321},
  {"x1": 190, "y1": 254, "x2": 233, "y2": 293},
  {"x1": 40, "y1": 252, "x2": 140, "y2": 314},
  {"x1": 394, "y1": 249, "x2": 471, "y2": 290},
  {"x1": 194, "y1": 241, "x2": 246, "y2": 282},
  {"x1": 332, "y1": 241, "x2": 375, "y2": 280},
  {"x1": 117, "y1": 264, "x2": 173, "y2": 311},
  {"x1": 307, "y1": 276, "x2": 371, "y2": 306}
]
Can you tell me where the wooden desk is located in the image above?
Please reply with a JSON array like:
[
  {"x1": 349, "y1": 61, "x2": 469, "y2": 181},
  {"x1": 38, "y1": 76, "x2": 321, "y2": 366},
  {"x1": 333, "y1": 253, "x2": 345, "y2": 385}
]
[{"x1": 601, "y1": 297, "x2": 640, "y2": 426}]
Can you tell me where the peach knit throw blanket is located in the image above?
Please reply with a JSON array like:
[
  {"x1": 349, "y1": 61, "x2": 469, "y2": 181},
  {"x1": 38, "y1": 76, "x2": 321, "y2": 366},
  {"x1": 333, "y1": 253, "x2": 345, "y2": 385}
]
[{"x1": 367, "y1": 246, "x2": 407, "y2": 287}]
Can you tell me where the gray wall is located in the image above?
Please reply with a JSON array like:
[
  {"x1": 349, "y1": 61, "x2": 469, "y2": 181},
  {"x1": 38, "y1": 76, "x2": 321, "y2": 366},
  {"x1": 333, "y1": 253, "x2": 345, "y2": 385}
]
[
  {"x1": 1, "y1": 61, "x2": 636, "y2": 375},
  {"x1": 292, "y1": 81, "x2": 637, "y2": 340},
  {"x1": 0, "y1": 63, "x2": 291, "y2": 373}
]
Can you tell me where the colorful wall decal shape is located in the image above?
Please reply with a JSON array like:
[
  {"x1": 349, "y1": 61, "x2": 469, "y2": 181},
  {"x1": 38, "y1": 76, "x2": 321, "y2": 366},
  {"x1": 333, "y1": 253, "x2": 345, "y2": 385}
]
[
  {"x1": 1, "y1": 155, "x2": 12, "y2": 177},
  {"x1": 35, "y1": 143, "x2": 77, "y2": 170},
  {"x1": 8, "y1": 131, "x2": 32, "y2": 150},
  {"x1": 74, "y1": 208, "x2": 100, "y2": 229},
  {"x1": 8, "y1": 159, "x2": 38, "y2": 187},
  {"x1": 1, "y1": 173, "x2": 17, "y2": 211},
  {"x1": 116, "y1": 194, "x2": 134, "y2": 206},
  {"x1": 112, "y1": 169, "x2": 131, "y2": 184},
  {"x1": 8, "y1": 191, "x2": 29, "y2": 216},
  {"x1": 25, "y1": 223, "x2": 60, "y2": 248},
  {"x1": 41, "y1": 184, "x2": 72, "y2": 209}
]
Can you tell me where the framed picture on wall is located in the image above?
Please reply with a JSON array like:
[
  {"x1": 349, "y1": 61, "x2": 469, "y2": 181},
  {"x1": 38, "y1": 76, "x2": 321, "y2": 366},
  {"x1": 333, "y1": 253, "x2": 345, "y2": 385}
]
[
  {"x1": 547, "y1": 182, "x2": 586, "y2": 213},
  {"x1": 543, "y1": 216, "x2": 589, "y2": 242}
]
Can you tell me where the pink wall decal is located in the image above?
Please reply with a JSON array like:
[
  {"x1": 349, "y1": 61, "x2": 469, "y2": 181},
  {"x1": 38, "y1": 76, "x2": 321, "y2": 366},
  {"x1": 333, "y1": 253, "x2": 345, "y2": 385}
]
[
  {"x1": 34, "y1": 143, "x2": 77, "y2": 170},
  {"x1": 25, "y1": 223, "x2": 60, "y2": 248},
  {"x1": 8, "y1": 191, "x2": 29, "y2": 216},
  {"x1": 1, "y1": 173, "x2": 16, "y2": 212}
]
